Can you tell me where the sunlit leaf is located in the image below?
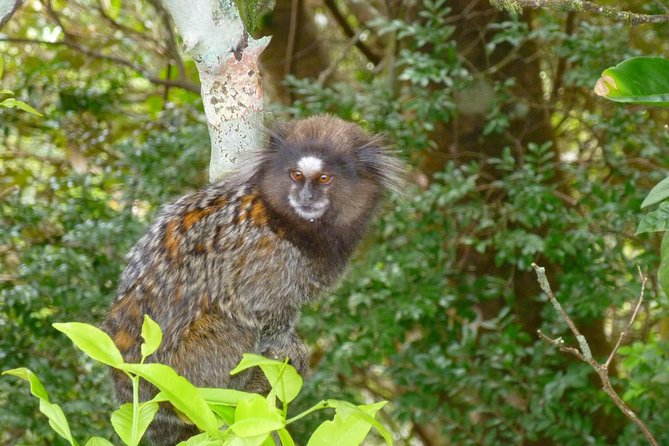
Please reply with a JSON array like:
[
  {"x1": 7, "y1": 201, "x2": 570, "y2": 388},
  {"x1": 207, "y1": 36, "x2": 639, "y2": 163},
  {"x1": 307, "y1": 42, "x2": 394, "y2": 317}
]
[
  {"x1": 111, "y1": 402, "x2": 159, "y2": 446},
  {"x1": 594, "y1": 57, "x2": 669, "y2": 106},
  {"x1": 85, "y1": 437, "x2": 115, "y2": 446},
  {"x1": 306, "y1": 400, "x2": 390, "y2": 446},
  {"x1": 121, "y1": 363, "x2": 219, "y2": 437},
  {"x1": 230, "y1": 394, "x2": 284, "y2": 437},
  {"x1": 230, "y1": 354, "x2": 302, "y2": 404},
  {"x1": 0, "y1": 97, "x2": 44, "y2": 116},
  {"x1": 53, "y1": 322, "x2": 124, "y2": 367},
  {"x1": 2, "y1": 368, "x2": 77, "y2": 445},
  {"x1": 140, "y1": 314, "x2": 163, "y2": 359}
]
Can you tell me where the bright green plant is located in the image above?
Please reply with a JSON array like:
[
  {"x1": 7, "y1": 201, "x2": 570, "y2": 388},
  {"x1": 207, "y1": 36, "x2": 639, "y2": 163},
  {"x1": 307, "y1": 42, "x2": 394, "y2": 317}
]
[{"x1": 3, "y1": 316, "x2": 392, "y2": 446}]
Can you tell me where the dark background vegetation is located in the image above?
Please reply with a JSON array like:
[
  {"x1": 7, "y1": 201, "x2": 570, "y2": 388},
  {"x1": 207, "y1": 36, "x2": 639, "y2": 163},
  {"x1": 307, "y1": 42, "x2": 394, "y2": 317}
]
[{"x1": 1, "y1": 0, "x2": 669, "y2": 444}]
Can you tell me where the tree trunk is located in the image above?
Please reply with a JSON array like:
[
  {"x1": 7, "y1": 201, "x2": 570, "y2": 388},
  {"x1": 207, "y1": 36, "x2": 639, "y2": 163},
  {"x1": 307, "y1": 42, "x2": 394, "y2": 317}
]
[{"x1": 160, "y1": 0, "x2": 270, "y2": 182}]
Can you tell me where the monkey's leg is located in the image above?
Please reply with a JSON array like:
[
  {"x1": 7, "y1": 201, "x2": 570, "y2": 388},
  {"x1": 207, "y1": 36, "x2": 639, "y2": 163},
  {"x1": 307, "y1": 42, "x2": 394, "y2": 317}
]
[{"x1": 146, "y1": 312, "x2": 260, "y2": 445}]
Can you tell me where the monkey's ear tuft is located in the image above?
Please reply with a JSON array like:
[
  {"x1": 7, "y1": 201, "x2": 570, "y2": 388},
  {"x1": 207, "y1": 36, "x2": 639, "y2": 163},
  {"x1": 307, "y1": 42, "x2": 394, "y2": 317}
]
[
  {"x1": 357, "y1": 138, "x2": 407, "y2": 195},
  {"x1": 267, "y1": 122, "x2": 290, "y2": 153}
]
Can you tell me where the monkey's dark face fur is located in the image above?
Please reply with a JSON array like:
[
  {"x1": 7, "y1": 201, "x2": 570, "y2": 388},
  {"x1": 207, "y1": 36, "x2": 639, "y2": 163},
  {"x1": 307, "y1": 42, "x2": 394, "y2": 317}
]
[
  {"x1": 258, "y1": 116, "x2": 403, "y2": 231},
  {"x1": 104, "y1": 115, "x2": 404, "y2": 445}
]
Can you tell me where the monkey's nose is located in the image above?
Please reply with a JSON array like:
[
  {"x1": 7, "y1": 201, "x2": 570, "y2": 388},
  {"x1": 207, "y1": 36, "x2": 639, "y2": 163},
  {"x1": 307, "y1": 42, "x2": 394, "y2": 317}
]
[{"x1": 299, "y1": 185, "x2": 314, "y2": 201}]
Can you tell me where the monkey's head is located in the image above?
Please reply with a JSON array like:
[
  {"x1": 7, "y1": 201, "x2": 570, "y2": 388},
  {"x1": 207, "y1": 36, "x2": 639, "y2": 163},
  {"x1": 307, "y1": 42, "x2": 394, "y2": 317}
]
[{"x1": 257, "y1": 116, "x2": 405, "y2": 228}]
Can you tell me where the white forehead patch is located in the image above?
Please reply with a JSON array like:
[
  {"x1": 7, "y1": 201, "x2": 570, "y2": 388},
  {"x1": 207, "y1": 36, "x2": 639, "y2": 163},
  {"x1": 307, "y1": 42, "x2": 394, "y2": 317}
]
[{"x1": 297, "y1": 156, "x2": 323, "y2": 176}]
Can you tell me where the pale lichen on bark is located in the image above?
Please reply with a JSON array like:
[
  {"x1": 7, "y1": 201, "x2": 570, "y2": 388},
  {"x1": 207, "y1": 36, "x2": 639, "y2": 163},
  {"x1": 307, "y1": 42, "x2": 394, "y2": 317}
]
[{"x1": 161, "y1": 0, "x2": 271, "y2": 181}]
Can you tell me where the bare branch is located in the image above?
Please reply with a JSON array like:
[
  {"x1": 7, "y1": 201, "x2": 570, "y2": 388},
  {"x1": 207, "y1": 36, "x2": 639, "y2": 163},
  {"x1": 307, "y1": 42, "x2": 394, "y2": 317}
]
[
  {"x1": 0, "y1": 0, "x2": 24, "y2": 29},
  {"x1": 323, "y1": 0, "x2": 382, "y2": 65},
  {"x1": 491, "y1": 0, "x2": 669, "y2": 25},
  {"x1": 533, "y1": 263, "x2": 658, "y2": 446},
  {"x1": 606, "y1": 267, "x2": 647, "y2": 368}
]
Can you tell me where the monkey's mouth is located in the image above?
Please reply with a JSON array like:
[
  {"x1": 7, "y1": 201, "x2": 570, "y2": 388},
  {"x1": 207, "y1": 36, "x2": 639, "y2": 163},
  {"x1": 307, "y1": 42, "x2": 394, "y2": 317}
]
[{"x1": 289, "y1": 197, "x2": 329, "y2": 220}]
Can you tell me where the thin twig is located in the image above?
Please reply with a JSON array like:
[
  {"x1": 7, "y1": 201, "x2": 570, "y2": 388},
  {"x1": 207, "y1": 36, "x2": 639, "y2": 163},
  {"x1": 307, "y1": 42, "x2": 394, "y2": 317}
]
[
  {"x1": 606, "y1": 266, "x2": 647, "y2": 368},
  {"x1": 532, "y1": 263, "x2": 658, "y2": 446},
  {"x1": 0, "y1": 38, "x2": 200, "y2": 93}
]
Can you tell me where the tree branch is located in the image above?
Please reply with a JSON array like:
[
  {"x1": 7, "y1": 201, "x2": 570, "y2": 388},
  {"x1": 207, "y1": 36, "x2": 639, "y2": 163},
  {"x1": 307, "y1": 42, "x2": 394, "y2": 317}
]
[
  {"x1": 0, "y1": 37, "x2": 200, "y2": 93},
  {"x1": 322, "y1": 0, "x2": 382, "y2": 65},
  {"x1": 532, "y1": 263, "x2": 658, "y2": 446},
  {"x1": 491, "y1": 0, "x2": 669, "y2": 25}
]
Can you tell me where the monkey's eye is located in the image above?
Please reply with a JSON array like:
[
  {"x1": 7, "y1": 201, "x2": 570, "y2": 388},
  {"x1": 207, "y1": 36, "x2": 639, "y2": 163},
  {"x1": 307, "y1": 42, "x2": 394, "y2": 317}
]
[
  {"x1": 290, "y1": 170, "x2": 304, "y2": 182},
  {"x1": 318, "y1": 174, "x2": 333, "y2": 185}
]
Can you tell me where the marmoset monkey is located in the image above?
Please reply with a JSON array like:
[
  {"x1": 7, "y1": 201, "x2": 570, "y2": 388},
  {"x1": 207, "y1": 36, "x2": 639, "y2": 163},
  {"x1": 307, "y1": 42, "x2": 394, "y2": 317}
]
[{"x1": 104, "y1": 115, "x2": 405, "y2": 445}]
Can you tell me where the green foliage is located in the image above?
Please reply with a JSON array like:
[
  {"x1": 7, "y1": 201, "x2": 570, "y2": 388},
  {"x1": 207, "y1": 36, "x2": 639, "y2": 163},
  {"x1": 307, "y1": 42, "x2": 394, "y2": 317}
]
[
  {"x1": 4, "y1": 317, "x2": 391, "y2": 446},
  {"x1": 285, "y1": 4, "x2": 669, "y2": 445}
]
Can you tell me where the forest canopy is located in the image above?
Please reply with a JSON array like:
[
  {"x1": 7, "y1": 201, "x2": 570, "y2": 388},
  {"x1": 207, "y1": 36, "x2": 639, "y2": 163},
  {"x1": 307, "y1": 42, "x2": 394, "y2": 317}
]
[{"x1": 1, "y1": 0, "x2": 669, "y2": 445}]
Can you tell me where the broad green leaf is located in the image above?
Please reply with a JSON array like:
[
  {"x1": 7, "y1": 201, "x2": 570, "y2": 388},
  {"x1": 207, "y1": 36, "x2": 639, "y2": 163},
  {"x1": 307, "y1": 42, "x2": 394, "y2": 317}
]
[
  {"x1": 140, "y1": 315, "x2": 163, "y2": 359},
  {"x1": 2, "y1": 368, "x2": 76, "y2": 445},
  {"x1": 307, "y1": 400, "x2": 392, "y2": 446},
  {"x1": 230, "y1": 353, "x2": 282, "y2": 374},
  {"x1": 230, "y1": 354, "x2": 302, "y2": 404},
  {"x1": 636, "y1": 202, "x2": 669, "y2": 234},
  {"x1": 3, "y1": 367, "x2": 50, "y2": 400},
  {"x1": 230, "y1": 394, "x2": 284, "y2": 437},
  {"x1": 85, "y1": 438, "x2": 115, "y2": 446},
  {"x1": 111, "y1": 402, "x2": 159, "y2": 446},
  {"x1": 277, "y1": 428, "x2": 295, "y2": 446},
  {"x1": 200, "y1": 387, "x2": 256, "y2": 405},
  {"x1": 53, "y1": 322, "x2": 124, "y2": 367},
  {"x1": 210, "y1": 404, "x2": 236, "y2": 425},
  {"x1": 594, "y1": 57, "x2": 669, "y2": 106},
  {"x1": 641, "y1": 176, "x2": 669, "y2": 209},
  {"x1": 121, "y1": 363, "x2": 219, "y2": 437},
  {"x1": 659, "y1": 232, "x2": 669, "y2": 294},
  {"x1": 0, "y1": 97, "x2": 44, "y2": 116},
  {"x1": 223, "y1": 433, "x2": 270, "y2": 446},
  {"x1": 177, "y1": 433, "x2": 221, "y2": 446},
  {"x1": 0, "y1": 89, "x2": 13, "y2": 95}
]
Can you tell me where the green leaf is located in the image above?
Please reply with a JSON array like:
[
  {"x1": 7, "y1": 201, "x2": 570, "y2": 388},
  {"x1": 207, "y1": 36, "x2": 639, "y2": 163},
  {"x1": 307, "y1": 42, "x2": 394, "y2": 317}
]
[
  {"x1": 121, "y1": 363, "x2": 220, "y2": 437},
  {"x1": 636, "y1": 202, "x2": 669, "y2": 234},
  {"x1": 200, "y1": 387, "x2": 256, "y2": 405},
  {"x1": 0, "y1": 89, "x2": 14, "y2": 95},
  {"x1": 277, "y1": 428, "x2": 295, "y2": 446},
  {"x1": 230, "y1": 394, "x2": 284, "y2": 437},
  {"x1": 230, "y1": 354, "x2": 302, "y2": 404},
  {"x1": 2, "y1": 368, "x2": 77, "y2": 445},
  {"x1": 53, "y1": 322, "x2": 124, "y2": 367},
  {"x1": 594, "y1": 57, "x2": 669, "y2": 106},
  {"x1": 0, "y1": 97, "x2": 44, "y2": 116},
  {"x1": 210, "y1": 404, "x2": 236, "y2": 425},
  {"x1": 111, "y1": 402, "x2": 159, "y2": 446},
  {"x1": 85, "y1": 438, "x2": 115, "y2": 446},
  {"x1": 659, "y1": 232, "x2": 669, "y2": 295},
  {"x1": 140, "y1": 315, "x2": 163, "y2": 359},
  {"x1": 176, "y1": 433, "x2": 220, "y2": 446},
  {"x1": 306, "y1": 400, "x2": 392, "y2": 446},
  {"x1": 641, "y1": 176, "x2": 669, "y2": 209}
]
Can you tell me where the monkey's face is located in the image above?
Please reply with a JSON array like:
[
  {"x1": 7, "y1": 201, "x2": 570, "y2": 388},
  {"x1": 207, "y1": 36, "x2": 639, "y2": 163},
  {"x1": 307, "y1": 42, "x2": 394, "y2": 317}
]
[{"x1": 286, "y1": 155, "x2": 333, "y2": 221}]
